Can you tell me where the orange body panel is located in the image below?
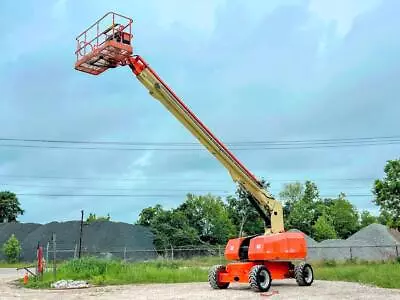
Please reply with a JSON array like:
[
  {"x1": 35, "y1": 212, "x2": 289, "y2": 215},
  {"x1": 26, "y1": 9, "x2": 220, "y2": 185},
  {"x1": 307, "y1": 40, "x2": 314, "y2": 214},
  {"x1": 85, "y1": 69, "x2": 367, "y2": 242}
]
[
  {"x1": 224, "y1": 237, "x2": 247, "y2": 261},
  {"x1": 248, "y1": 232, "x2": 307, "y2": 261},
  {"x1": 219, "y1": 261, "x2": 292, "y2": 283}
]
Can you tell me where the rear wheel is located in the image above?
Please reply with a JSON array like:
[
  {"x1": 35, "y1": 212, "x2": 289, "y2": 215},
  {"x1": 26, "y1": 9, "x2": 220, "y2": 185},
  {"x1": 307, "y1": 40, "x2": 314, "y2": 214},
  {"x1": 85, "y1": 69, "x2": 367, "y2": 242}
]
[
  {"x1": 295, "y1": 262, "x2": 314, "y2": 286},
  {"x1": 208, "y1": 265, "x2": 229, "y2": 289},
  {"x1": 249, "y1": 265, "x2": 272, "y2": 292}
]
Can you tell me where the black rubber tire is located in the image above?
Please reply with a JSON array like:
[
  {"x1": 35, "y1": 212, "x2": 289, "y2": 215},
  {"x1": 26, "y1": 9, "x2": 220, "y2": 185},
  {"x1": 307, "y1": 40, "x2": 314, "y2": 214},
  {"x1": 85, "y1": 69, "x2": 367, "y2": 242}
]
[
  {"x1": 208, "y1": 265, "x2": 229, "y2": 289},
  {"x1": 295, "y1": 262, "x2": 314, "y2": 286},
  {"x1": 249, "y1": 265, "x2": 272, "y2": 292}
]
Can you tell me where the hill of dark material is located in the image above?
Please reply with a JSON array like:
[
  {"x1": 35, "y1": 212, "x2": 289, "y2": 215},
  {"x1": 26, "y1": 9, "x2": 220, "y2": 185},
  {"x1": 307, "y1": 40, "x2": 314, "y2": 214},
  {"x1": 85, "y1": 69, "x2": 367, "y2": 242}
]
[{"x1": 0, "y1": 221, "x2": 156, "y2": 262}]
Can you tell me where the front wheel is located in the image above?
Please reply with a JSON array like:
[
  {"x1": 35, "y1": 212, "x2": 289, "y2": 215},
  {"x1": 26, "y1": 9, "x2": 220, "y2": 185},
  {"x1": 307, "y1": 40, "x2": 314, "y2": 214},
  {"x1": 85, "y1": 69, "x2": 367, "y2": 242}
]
[
  {"x1": 295, "y1": 262, "x2": 314, "y2": 286},
  {"x1": 208, "y1": 265, "x2": 229, "y2": 289},
  {"x1": 249, "y1": 265, "x2": 272, "y2": 292}
]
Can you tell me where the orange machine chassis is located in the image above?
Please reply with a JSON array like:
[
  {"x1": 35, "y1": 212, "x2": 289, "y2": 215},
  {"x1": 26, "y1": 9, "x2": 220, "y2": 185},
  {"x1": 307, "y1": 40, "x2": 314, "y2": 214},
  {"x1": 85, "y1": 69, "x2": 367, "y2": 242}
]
[{"x1": 207, "y1": 231, "x2": 313, "y2": 292}]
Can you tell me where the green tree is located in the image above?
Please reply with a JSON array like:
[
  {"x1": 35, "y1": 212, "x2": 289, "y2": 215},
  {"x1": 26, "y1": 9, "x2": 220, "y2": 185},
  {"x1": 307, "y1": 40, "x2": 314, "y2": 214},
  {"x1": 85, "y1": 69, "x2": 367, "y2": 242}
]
[
  {"x1": 328, "y1": 193, "x2": 360, "y2": 239},
  {"x1": 377, "y1": 209, "x2": 394, "y2": 226},
  {"x1": 373, "y1": 158, "x2": 400, "y2": 229},
  {"x1": 285, "y1": 181, "x2": 320, "y2": 235},
  {"x1": 0, "y1": 191, "x2": 24, "y2": 222},
  {"x1": 227, "y1": 179, "x2": 270, "y2": 235},
  {"x1": 153, "y1": 209, "x2": 200, "y2": 249},
  {"x1": 286, "y1": 197, "x2": 315, "y2": 235},
  {"x1": 2, "y1": 234, "x2": 22, "y2": 263},
  {"x1": 303, "y1": 181, "x2": 319, "y2": 203},
  {"x1": 226, "y1": 195, "x2": 264, "y2": 237},
  {"x1": 177, "y1": 193, "x2": 235, "y2": 244},
  {"x1": 360, "y1": 210, "x2": 378, "y2": 228},
  {"x1": 312, "y1": 215, "x2": 337, "y2": 242},
  {"x1": 279, "y1": 182, "x2": 304, "y2": 218},
  {"x1": 136, "y1": 204, "x2": 165, "y2": 227},
  {"x1": 86, "y1": 213, "x2": 110, "y2": 223},
  {"x1": 136, "y1": 204, "x2": 200, "y2": 249},
  {"x1": 136, "y1": 204, "x2": 164, "y2": 226}
]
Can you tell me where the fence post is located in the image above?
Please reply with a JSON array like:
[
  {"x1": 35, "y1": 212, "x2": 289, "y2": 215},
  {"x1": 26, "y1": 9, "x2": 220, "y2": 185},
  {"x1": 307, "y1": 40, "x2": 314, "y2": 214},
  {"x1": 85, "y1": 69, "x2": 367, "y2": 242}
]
[
  {"x1": 349, "y1": 247, "x2": 353, "y2": 260},
  {"x1": 124, "y1": 247, "x2": 127, "y2": 262},
  {"x1": 396, "y1": 245, "x2": 399, "y2": 257},
  {"x1": 74, "y1": 244, "x2": 78, "y2": 259},
  {"x1": 171, "y1": 245, "x2": 174, "y2": 260}
]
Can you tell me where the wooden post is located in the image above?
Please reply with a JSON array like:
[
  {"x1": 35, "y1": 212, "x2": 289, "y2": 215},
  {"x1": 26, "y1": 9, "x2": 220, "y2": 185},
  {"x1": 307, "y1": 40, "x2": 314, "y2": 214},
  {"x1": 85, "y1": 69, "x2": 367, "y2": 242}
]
[
  {"x1": 350, "y1": 247, "x2": 353, "y2": 260},
  {"x1": 79, "y1": 210, "x2": 84, "y2": 259},
  {"x1": 124, "y1": 247, "x2": 127, "y2": 262},
  {"x1": 396, "y1": 245, "x2": 399, "y2": 257},
  {"x1": 171, "y1": 245, "x2": 174, "y2": 260}
]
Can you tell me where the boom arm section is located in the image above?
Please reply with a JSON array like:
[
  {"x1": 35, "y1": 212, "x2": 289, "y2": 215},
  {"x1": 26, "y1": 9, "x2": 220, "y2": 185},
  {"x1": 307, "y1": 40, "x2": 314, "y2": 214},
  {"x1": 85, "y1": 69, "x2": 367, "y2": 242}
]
[{"x1": 127, "y1": 56, "x2": 284, "y2": 234}]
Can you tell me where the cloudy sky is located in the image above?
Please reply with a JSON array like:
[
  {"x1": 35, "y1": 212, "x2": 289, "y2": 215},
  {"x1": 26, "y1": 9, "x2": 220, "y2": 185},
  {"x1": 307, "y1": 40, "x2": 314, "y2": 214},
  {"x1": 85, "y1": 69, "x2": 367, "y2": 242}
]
[{"x1": 0, "y1": 0, "x2": 398, "y2": 224}]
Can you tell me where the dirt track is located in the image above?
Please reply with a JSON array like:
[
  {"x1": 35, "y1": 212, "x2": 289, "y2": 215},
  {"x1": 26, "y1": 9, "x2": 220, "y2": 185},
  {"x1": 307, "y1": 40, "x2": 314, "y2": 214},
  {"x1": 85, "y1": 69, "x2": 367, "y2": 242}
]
[{"x1": 1, "y1": 268, "x2": 400, "y2": 300}]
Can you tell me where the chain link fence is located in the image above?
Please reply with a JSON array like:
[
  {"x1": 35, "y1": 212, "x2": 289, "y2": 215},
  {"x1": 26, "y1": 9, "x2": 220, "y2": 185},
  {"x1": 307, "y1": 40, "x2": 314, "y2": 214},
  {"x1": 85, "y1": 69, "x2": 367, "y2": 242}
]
[{"x1": 42, "y1": 243, "x2": 400, "y2": 264}]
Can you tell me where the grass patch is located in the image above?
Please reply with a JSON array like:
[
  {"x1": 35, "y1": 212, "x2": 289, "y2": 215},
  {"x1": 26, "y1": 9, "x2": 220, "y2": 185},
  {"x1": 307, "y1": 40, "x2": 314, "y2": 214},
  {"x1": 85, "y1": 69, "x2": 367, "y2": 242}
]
[
  {"x1": 21, "y1": 256, "x2": 400, "y2": 290},
  {"x1": 314, "y1": 260, "x2": 400, "y2": 289},
  {"x1": 23, "y1": 257, "x2": 209, "y2": 288},
  {"x1": 0, "y1": 261, "x2": 32, "y2": 268}
]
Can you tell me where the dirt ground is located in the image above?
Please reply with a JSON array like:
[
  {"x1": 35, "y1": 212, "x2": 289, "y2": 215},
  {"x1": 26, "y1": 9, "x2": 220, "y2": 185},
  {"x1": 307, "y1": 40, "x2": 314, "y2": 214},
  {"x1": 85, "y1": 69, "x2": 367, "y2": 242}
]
[{"x1": 1, "y1": 268, "x2": 400, "y2": 300}]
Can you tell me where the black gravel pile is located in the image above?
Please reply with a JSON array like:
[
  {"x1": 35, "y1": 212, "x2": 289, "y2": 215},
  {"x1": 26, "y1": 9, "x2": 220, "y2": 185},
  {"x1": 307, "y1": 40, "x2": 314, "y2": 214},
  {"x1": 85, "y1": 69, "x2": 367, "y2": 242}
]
[
  {"x1": 22, "y1": 221, "x2": 82, "y2": 261},
  {"x1": 0, "y1": 221, "x2": 156, "y2": 262},
  {"x1": 0, "y1": 222, "x2": 41, "y2": 261},
  {"x1": 82, "y1": 221, "x2": 156, "y2": 261}
]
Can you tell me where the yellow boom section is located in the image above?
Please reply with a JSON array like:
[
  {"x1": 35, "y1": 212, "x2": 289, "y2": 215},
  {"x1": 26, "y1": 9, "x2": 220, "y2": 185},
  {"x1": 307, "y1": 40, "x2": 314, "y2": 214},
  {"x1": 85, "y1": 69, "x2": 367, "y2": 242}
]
[{"x1": 129, "y1": 56, "x2": 284, "y2": 234}]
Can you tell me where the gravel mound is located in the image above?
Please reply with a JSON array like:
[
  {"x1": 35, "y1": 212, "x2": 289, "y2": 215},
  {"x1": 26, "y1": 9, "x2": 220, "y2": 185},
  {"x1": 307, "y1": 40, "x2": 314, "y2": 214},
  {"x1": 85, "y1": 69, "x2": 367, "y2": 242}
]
[
  {"x1": 347, "y1": 223, "x2": 398, "y2": 245},
  {"x1": 0, "y1": 223, "x2": 41, "y2": 245},
  {"x1": 82, "y1": 221, "x2": 156, "y2": 261},
  {"x1": 304, "y1": 224, "x2": 400, "y2": 261},
  {"x1": 0, "y1": 221, "x2": 156, "y2": 262},
  {"x1": 0, "y1": 222, "x2": 41, "y2": 260}
]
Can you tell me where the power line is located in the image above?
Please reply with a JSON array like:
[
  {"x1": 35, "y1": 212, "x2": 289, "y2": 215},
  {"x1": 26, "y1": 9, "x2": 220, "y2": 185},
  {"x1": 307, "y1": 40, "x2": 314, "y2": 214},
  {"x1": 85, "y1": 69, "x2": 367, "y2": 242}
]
[
  {"x1": 15, "y1": 193, "x2": 373, "y2": 198},
  {"x1": 0, "y1": 183, "x2": 231, "y2": 193},
  {"x1": 0, "y1": 174, "x2": 377, "y2": 182},
  {"x1": 16, "y1": 193, "x2": 229, "y2": 197},
  {"x1": 0, "y1": 140, "x2": 399, "y2": 151},
  {"x1": 0, "y1": 174, "x2": 377, "y2": 183},
  {"x1": 1, "y1": 135, "x2": 399, "y2": 146}
]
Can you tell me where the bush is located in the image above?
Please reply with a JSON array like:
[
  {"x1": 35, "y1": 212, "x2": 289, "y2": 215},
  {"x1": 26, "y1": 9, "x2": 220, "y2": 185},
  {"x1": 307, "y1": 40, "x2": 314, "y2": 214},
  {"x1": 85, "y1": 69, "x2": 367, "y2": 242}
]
[{"x1": 2, "y1": 234, "x2": 22, "y2": 263}]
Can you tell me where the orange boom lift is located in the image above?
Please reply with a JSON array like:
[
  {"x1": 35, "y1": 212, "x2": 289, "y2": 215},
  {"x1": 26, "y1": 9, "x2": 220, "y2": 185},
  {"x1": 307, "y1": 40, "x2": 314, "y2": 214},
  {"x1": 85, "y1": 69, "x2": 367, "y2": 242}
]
[{"x1": 74, "y1": 12, "x2": 314, "y2": 292}]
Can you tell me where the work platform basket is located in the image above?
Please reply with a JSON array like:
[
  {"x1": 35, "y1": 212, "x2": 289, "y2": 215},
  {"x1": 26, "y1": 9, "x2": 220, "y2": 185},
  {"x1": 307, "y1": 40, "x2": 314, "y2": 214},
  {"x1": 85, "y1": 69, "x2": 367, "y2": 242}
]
[{"x1": 75, "y1": 12, "x2": 133, "y2": 75}]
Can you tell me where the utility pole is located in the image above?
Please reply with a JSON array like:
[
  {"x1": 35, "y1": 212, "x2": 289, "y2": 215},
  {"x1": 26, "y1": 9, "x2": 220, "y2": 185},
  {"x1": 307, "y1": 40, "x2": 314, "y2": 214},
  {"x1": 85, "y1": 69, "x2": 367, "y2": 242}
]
[
  {"x1": 52, "y1": 233, "x2": 56, "y2": 281},
  {"x1": 79, "y1": 210, "x2": 84, "y2": 258}
]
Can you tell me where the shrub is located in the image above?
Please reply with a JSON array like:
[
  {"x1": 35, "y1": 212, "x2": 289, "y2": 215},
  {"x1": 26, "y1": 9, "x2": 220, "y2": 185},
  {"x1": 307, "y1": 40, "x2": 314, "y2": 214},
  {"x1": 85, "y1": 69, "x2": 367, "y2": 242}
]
[{"x1": 2, "y1": 234, "x2": 22, "y2": 263}]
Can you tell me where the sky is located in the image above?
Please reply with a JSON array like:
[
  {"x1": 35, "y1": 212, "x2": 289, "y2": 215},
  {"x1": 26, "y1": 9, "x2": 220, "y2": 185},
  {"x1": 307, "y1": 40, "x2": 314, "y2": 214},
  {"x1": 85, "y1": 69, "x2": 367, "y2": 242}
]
[{"x1": 0, "y1": 0, "x2": 399, "y2": 224}]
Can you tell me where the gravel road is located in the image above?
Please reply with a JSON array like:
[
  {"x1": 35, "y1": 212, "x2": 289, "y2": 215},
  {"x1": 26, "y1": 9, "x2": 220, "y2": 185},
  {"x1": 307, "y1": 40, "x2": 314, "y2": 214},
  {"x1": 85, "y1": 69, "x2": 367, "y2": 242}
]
[{"x1": 1, "y1": 268, "x2": 400, "y2": 300}]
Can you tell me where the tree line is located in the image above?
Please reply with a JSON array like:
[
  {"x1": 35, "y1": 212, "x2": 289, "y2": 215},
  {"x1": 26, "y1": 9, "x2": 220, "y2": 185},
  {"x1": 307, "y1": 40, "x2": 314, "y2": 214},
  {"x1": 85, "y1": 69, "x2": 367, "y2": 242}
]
[
  {"x1": 0, "y1": 158, "x2": 399, "y2": 250},
  {"x1": 136, "y1": 158, "x2": 400, "y2": 248}
]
